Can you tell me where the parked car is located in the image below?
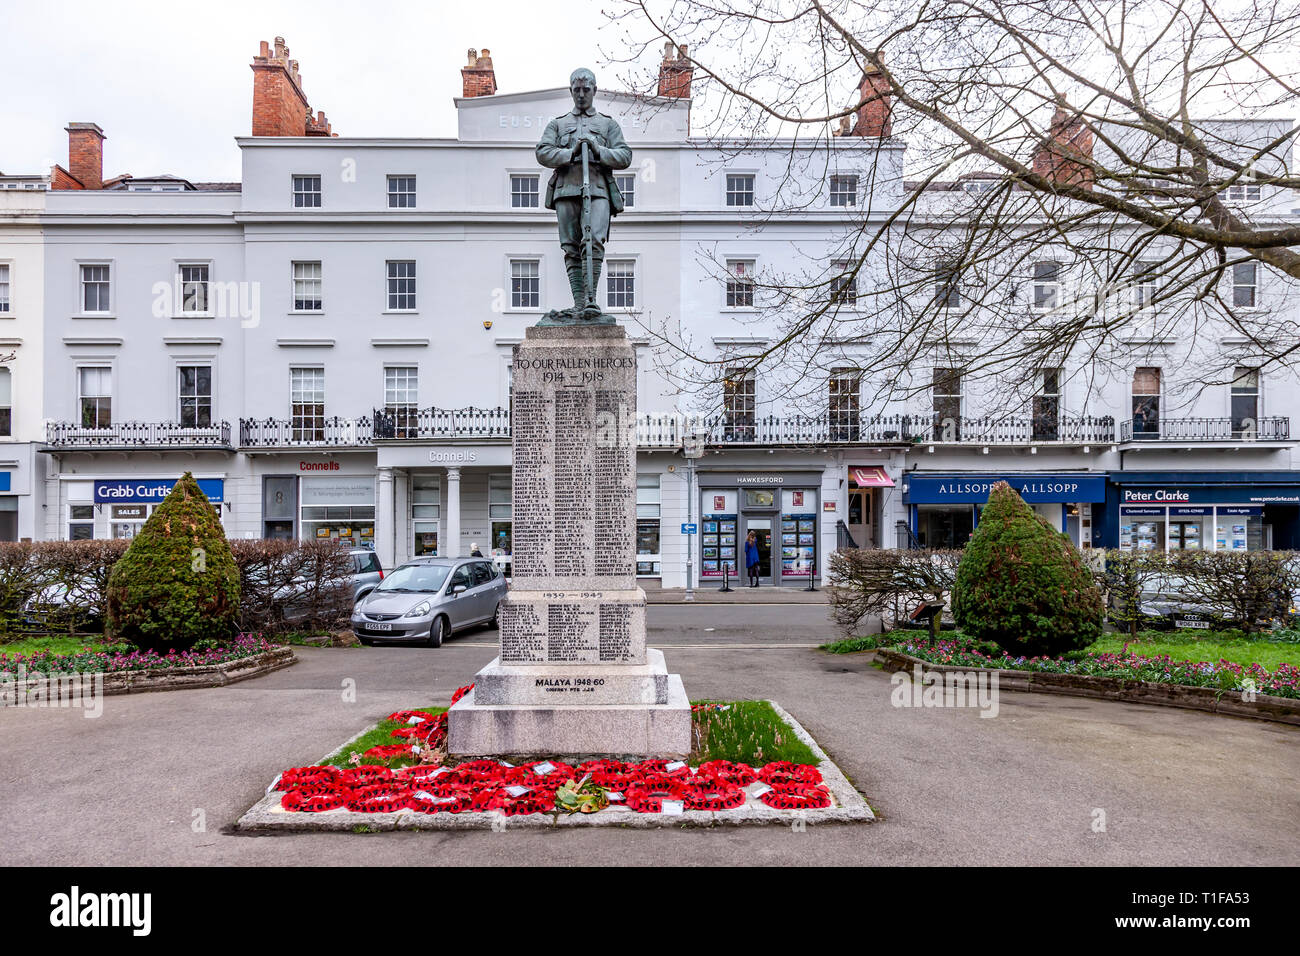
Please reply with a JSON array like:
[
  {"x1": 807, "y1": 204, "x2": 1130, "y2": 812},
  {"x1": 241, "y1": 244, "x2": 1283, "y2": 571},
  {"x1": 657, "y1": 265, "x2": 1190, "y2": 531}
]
[
  {"x1": 1133, "y1": 572, "x2": 1299, "y2": 630},
  {"x1": 349, "y1": 548, "x2": 384, "y2": 602},
  {"x1": 351, "y1": 556, "x2": 507, "y2": 647}
]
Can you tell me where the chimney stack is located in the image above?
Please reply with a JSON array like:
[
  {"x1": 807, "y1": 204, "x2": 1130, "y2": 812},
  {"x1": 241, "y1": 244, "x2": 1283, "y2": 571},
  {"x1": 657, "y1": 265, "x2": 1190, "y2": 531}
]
[
  {"x1": 65, "y1": 123, "x2": 105, "y2": 189},
  {"x1": 657, "y1": 42, "x2": 693, "y2": 98},
  {"x1": 461, "y1": 48, "x2": 497, "y2": 98},
  {"x1": 251, "y1": 36, "x2": 333, "y2": 136},
  {"x1": 1033, "y1": 106, "x2": 1094, "y2": 189},
  {"x1": 849, "y1": 64, "x2": 892, "y2": 137}
]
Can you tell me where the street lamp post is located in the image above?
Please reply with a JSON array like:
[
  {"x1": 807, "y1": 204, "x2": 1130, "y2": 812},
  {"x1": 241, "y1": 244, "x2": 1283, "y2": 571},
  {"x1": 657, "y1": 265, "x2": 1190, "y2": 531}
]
[{"x1": 682, "y1": 434, "x2": 706, "y2": 602}]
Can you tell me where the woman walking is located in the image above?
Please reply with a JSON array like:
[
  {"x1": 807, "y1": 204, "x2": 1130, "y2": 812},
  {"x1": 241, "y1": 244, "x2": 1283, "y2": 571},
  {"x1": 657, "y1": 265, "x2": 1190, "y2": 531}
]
[{"x1": 744, "y1": 531, "x2": 761, "y2": 588}]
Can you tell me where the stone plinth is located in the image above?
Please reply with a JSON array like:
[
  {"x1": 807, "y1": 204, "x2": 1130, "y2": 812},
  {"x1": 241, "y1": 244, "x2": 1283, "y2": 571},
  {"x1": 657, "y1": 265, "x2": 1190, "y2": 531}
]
[
  {"x1": 449, "y1": 323, "x2": 691, "y2": 758},
  {"x1": 473, "y1": 647, "x2": 672, "y2": 706}
]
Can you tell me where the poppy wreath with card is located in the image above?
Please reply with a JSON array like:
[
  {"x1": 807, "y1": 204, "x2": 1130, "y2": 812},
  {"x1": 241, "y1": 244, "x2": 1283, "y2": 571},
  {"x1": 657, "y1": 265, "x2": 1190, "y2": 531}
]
[
  {"x1": 695, "y1": 760, "x2": 758, "y2": 787},
  {"x1": 276, "y1": 765, "x2": 343, "y2": 790},
  {"x1": 345, "y1": 783, "x2": 415, "y2": 814},
  {"x1": 281, "y1": 789, "x2": 353, "y2": 813},
  {"x1": 342, "y1": 765, "x2": 394, "y2": 788},
  {"x1": 757, "y1": 783, "x2": 833, "y2": 811},
  {"x1": 624, "y1": 781, "x2": 690, "y2": 813},
  {"x1": 757, "y1": 762, "x2": 823, "y2": 786}
]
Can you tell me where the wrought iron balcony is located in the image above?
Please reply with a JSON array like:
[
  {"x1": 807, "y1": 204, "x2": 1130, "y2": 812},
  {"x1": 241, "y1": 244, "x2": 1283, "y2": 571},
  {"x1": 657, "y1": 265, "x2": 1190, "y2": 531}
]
[
  {"x1": 44, "y1": 420, "x2": 233, "y2": 449},
  {"x1": 371, "y1": 407, "x2": 511, "y2": 441},
  {"x1": 1119, "y1": 416, "x2": 1291, "y2": 442},
  {"x1": 237, "y1": 409, "x2": 1122, "y2": 449}
]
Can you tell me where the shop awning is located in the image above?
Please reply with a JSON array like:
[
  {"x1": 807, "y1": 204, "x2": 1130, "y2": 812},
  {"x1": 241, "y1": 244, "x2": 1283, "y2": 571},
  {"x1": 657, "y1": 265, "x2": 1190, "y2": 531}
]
[{"x1": 850, "y1": 466, "x2": 894, "y2": 488}]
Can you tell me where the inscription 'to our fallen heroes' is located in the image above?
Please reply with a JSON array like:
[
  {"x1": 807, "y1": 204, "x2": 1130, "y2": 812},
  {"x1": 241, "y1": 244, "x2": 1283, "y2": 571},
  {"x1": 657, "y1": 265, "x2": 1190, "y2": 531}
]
[{"x1": 510, "y1": 344, "x2": 637, "y2": 590}]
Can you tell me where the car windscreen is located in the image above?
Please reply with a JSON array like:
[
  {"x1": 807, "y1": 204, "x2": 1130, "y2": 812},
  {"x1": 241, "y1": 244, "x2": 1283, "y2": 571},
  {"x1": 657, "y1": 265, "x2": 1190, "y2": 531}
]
[{"x1": 376, "y1": 564, "x2": 450, "y2": 593}]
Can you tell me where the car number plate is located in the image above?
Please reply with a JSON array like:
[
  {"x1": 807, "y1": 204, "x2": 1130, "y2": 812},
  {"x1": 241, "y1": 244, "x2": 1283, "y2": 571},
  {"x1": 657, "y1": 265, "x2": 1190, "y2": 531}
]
[
  {"x1": 1173, "y1": 617, "x2": 1210, "y2": 629},
  {"x1": 368, "y1": 623, "x2": 394, "y2": 632}
]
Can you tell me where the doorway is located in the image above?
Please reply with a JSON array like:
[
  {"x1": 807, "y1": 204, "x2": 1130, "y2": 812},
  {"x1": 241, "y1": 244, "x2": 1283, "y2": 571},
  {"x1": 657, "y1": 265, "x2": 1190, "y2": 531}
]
[
  {"x1": 847, "y1": 488, "x2": 873, "y2": 548},
  {"x1": 746, "y1": 517, "x2": 773, "y2": 585}
]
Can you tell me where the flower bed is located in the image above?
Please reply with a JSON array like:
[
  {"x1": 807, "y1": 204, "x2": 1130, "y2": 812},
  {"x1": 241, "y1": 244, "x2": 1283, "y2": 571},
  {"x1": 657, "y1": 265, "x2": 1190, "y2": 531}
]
[
  {"x1": 893, "y1": 636, "x2": 1300, "y2": 699},
  {"x1": 0, "y1": 634, "x2": 279, "y2": 676}
]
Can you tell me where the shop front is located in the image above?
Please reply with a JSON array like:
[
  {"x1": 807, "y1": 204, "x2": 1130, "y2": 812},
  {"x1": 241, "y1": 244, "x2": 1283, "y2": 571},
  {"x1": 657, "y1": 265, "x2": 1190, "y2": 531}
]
[
  {"x1": 903, "y1": 473, "x2": 1108, "y2": 549},
  {"x1": 257, "y1": 458, "x2": 376, "y2": 549},
  {"x1": 59, "y1": 475, "x2": 226, "y2": 540},
  {"x1": 1102, "y1": 472, "x2": 1300, "y2": 551},
  {"x1": 844, "y1": 465, "x2": 894, "y2": 549},
  {"x1": 698, "y1": 471, "x2": 823, "y2": 586}
]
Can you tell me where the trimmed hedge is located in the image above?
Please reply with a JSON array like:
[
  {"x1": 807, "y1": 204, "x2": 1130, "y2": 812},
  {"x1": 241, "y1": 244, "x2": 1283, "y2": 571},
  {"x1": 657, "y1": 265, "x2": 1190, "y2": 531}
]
[
  {"x1": 951, "y1": 481, "x2": 1104, "y2": 656},
  {"x1": 106, "y1": 473, "x2": 240, "y2": 650},
  {"x1": 0, "y1": 536, "x2": 354, "y2": 638}
]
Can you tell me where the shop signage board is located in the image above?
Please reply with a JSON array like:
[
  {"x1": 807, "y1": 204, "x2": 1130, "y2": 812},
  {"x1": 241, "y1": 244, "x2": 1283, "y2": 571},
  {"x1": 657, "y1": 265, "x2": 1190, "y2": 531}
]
[
  {"x1": 94, "y1": 478, "x2": 224, "y2": 504},
  {"x1": 1119, "y1": 485, "x2": 1300, "y2": 505},
  {"x1": 904, "y1": 474, "x2": 1107, "y2": 504}
]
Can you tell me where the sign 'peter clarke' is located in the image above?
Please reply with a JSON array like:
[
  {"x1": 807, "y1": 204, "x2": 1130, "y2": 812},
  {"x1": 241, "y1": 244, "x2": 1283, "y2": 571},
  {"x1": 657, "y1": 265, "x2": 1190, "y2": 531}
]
[
  {"x1": 904, "y1": 474, "x2": 1107, "y2": 504},
  {"x1": 95, "y1": 478, "x2": 224, "y2": 503}
]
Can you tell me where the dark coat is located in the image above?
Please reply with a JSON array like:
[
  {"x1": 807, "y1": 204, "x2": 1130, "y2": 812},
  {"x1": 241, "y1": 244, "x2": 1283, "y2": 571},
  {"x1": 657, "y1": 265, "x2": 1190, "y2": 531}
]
[{"x1": 535, "y1": 107, "x2": 632, "y2": 216}]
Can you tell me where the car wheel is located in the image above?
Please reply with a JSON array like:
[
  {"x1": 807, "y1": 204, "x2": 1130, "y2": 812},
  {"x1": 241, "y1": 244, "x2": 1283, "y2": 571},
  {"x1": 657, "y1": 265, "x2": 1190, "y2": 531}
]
[
  {"x1": 428, "y1": 616, "x2": 447, "y2": 649},
  {"x1": 489, "y1": 602, "x2": 501, "y2": 629}
]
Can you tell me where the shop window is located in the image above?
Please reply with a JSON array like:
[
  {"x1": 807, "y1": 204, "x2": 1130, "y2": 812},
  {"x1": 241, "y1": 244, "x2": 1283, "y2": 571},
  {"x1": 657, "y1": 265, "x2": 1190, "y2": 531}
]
[
  {"x1": 1131, "y1": 367, "x2": 1161, "y2": 439},
  {"x1": 299, "y1": 477, "x2": 375, "y2": 547},
  {"x1": 1232, "y1": 263, "x2": 1257, "y2": 308},
  {"x1": 412, "y1": 474, "x2": 441, "y2": 556},
  {"x1": 290, "y1": 368, "x2": 325, "y2": 442},
  {"x1": 111, "y1": 504, "x2": 153, "y2": 540},
  {"x1": 828, "y1": 367, "x2": 860, "y2": 440},
  {"x1": 723, "y1": 368, "x2": 756, "y2": 441},
  {"x1": 78, "y1": 366, "x2": 112, "y2": 429},
  {"x1": 1032, "y1": 368, "x2": 1061, "y2": 441},
  {"x1": 1231, "y1": 367, "x2": 1259, "y2": 438},
  {"x1": 489, "y1": 474, "x2": 512, "y2": 571},
  {"x1": 636, "y1": 474, "x2": 661, "y2": 575},
  {"x1": 68, "y1": 504, "x2": 95, "y2": 541},
  {"x1": 383, "y1": 366, "x2": 419, "y2": 439},
  {"x1": 178, "y1": 365, "x2": 212, "y2": 429},
  {"x1": 917, "y1": 504, "x2": 973, "y2": 549},
  {"x1": 932, "y1": 367, "x2": 962, "y2": 441}
]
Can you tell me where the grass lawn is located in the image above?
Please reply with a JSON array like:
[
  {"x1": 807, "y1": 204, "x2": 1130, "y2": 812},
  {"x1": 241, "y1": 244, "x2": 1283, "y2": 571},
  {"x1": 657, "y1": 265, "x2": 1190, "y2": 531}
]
[
  {"x1": 1088, "y1": 633, "x2": 1300, "y2": 670},
  {"x1": 0, "y1": 634, "x2": 117, "y2": 657},
  {"x1": 318, "y1": 706, "x2": 446, "y2": 768},
  {"x1": 311, "y1": 700, "x2": 818, "y2": 770},
  {"x1": 689, "y1": 700, "x2": 819, "y2": 766}
]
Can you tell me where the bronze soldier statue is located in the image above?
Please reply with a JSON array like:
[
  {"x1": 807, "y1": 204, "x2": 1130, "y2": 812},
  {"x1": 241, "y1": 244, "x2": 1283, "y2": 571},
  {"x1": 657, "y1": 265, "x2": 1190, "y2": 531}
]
[{"x1": 535, "y1": 67, "x2": 633, "y2": 323}]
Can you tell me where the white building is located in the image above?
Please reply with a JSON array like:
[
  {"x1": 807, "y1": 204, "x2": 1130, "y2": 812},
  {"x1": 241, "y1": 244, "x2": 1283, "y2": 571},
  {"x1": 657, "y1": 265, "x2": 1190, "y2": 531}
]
[{"x1": 10, "y1": 39, "x2": 1300, "y2": 582}]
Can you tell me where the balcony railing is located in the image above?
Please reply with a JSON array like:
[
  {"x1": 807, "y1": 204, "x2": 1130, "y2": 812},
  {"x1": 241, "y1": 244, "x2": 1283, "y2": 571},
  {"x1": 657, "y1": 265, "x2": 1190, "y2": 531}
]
[
  {"x1": 372, "y1": 407, "x2": 511, "y2": 440},
  {"x1": 1119, "y1": 416, "x2": 1291, "y2": 442},
  {"x1": 240, "y1": 416, "x2": 377, "y2": 448},
  {"x1": 45, "y1": 420, "x2": 233, "y2": 448}
]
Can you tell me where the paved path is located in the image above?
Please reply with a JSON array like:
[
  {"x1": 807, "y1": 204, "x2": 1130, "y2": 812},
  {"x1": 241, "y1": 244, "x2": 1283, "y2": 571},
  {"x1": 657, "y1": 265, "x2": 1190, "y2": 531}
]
[{"x1": 2, "y1": 606, "x2": 1296, "y2": 865}]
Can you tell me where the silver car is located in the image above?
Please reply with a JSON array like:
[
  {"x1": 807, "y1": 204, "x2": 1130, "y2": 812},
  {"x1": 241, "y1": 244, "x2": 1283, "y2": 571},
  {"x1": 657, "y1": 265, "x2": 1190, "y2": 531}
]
[{"x1": 351, "y1": 556, "x2": 508, "y2": 647}]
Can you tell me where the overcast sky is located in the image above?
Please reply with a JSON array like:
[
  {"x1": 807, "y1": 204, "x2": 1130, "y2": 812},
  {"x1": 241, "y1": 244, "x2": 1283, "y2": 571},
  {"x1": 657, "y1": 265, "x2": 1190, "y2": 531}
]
[{"x1": 1, "y1": 0, "x2": 651, "y2": 182}]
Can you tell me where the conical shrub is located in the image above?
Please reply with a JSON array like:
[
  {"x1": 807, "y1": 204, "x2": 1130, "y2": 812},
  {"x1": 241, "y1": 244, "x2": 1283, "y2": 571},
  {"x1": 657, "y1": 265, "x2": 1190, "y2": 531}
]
[
  {"x1": 951, "y1": 481, "x2": 1102, "y2": 656},
  {"x1": 106, "y1": 472, "x2": 240, "y2": 650}
]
